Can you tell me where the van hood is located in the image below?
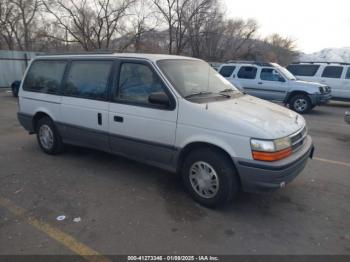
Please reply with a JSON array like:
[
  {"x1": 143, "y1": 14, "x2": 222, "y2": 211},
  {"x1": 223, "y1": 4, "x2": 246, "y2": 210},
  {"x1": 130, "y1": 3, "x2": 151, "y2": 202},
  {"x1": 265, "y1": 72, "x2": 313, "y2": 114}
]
[
  {"x1": 293, "y1": 79, "x2": 325, "y2": 88},
  {"x1": 207, "y1": 95, "x2": 305, "y2": 139}
]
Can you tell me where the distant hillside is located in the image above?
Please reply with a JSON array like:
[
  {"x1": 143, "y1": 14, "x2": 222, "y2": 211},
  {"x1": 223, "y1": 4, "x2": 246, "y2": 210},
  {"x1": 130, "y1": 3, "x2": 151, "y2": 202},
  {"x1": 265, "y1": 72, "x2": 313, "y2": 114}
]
[{"x1": 299, "y1": 47, "x2": 350, "y2": 63}]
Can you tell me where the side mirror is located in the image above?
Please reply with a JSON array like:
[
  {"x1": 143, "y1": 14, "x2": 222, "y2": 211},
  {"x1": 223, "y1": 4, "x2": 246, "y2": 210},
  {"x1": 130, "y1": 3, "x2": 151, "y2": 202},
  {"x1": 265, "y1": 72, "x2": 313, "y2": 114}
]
[{"x1": 148, "y1": 92, "x2": 170, "y2": 107}]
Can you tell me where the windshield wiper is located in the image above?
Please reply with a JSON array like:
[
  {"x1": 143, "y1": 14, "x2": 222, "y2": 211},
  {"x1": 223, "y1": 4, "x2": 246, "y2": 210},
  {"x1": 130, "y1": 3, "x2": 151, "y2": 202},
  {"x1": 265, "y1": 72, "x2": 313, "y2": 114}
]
[
  {"x1": 220, "y1": 88, "x2": 234, "y2": 92},
  {"x1": 185, "y1": 91, "x2": 213, "y2": 99}
]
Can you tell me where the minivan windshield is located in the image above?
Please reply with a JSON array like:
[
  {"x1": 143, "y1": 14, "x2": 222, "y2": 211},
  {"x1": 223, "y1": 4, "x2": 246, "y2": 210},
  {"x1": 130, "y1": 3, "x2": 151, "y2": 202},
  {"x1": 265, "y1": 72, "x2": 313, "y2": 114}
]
[
  {"x1": 275, "y1": 65, "x2": 297, "y2": 81},
  {"x1": 157, "y1": 59, "x2": 240, "y2": 98}
]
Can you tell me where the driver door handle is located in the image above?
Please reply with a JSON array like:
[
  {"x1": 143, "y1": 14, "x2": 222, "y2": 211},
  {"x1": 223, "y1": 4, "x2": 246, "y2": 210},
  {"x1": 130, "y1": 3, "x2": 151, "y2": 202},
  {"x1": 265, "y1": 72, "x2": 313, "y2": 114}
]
[
  {"x1": 114, "y1": 116, "x2": 124, "y2": 123},
  {"x1": 258, "y1": 82, "x2": 263, "y2": 84}
]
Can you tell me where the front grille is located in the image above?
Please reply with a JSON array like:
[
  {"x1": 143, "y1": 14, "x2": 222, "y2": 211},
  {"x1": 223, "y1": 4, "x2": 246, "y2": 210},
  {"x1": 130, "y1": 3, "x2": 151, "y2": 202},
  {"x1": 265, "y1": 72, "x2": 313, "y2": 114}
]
[{"x1": 290, "y1": 126, "x2": 307, "y2": 152}]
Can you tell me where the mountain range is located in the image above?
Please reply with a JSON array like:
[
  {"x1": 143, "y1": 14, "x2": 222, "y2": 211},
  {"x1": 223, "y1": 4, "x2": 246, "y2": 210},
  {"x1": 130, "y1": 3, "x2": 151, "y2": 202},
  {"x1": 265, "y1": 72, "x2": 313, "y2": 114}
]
[{"x1": 299, "y1": 47, "x2": 350, "y2": 63}]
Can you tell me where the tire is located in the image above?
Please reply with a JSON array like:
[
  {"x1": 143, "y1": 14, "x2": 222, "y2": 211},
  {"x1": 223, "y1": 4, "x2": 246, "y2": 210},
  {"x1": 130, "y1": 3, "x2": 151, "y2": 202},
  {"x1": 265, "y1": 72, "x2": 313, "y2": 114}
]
[
  {"x1": 289, "y1": 94, "x2": 312, "y2": 114},
  {"x1": 36, "y1": 117, "x2": 64, "y2": 154},
  {"x1": 11, "y1": 86, "x2": 18, "y2": 97},
  {"x1": 181, "y1": 148, "x2": 239, "y2": 208},
  {"x1": 11, "y1": 81, "x2": 20, "y2": 97}
]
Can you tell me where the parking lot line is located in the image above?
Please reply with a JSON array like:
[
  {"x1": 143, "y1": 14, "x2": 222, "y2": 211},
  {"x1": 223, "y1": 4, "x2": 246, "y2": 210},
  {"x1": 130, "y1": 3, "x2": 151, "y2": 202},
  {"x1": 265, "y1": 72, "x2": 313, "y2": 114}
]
[
  {"x1": 314, "y1": 157, "x2": 350, "y2": 167},
  {"x1": 0, "y1": 196, "x2": 111, "y2": 262}
]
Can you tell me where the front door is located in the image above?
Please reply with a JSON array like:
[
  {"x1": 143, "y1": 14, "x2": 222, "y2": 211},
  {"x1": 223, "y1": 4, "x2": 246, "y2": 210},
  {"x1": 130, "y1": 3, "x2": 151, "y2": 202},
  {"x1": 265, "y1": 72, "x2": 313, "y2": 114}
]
[
  {"x1": 108, "y1": 59, "x2": 178, "y2": 168},
  {"x1": 257, "y1": 68, "x2": 288, "y2": 101}
]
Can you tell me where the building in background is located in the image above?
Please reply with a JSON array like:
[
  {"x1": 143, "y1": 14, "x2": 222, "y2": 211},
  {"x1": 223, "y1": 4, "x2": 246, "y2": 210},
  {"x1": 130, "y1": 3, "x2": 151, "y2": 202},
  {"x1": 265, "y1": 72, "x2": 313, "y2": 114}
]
[{"x1": 0, "y1": 50, "x2": 38, "y2": 88}]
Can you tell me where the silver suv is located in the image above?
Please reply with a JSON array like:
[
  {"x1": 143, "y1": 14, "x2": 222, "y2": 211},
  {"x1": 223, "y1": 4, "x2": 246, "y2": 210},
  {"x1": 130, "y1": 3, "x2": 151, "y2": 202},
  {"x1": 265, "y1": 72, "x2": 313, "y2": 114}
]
[{"x1": 219, "y1": 61, "x2": 332, "y2": 114}]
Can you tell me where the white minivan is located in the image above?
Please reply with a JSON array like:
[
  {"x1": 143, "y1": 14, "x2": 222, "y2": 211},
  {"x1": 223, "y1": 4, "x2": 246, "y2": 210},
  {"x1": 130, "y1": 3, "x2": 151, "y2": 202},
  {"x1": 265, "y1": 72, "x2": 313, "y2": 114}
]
[{"x1": 17, "y1": 53, "x2": 314, "y2": 207}]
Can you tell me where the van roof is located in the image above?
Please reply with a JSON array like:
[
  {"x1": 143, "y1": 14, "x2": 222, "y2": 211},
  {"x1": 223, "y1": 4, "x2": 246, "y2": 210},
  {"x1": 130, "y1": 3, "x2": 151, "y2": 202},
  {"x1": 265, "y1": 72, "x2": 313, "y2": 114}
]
[{"x1": 36, "y1": 53, "x2": 199, "y2": 63}]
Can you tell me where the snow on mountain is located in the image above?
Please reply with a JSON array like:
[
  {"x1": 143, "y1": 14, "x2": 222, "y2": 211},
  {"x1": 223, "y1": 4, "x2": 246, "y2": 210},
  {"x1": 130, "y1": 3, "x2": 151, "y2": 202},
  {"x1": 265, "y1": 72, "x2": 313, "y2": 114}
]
[{"x1": 299, "y1": 47, "x2": 350, "y2": 62}]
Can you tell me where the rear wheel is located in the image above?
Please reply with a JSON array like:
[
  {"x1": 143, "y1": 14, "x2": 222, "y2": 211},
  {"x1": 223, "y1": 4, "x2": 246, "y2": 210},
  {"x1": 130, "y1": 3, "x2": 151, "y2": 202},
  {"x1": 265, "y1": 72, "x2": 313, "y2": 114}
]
[
  {"x1": 36, "y1": 117, "x2": 64, "y2": 154},
  {"x1": 289, "y1": 94, "x2": 312, "y2": 114},
  {"x1": 181, "y1": 148, "x2": 239, "y2": 208}
]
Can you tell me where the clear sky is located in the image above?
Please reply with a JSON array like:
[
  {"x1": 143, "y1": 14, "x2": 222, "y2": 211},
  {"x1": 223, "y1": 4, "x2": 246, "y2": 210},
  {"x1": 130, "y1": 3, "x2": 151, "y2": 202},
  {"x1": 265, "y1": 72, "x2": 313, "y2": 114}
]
[{"x1": 223, "y1": 0, "x2": 350, "y2": 53}]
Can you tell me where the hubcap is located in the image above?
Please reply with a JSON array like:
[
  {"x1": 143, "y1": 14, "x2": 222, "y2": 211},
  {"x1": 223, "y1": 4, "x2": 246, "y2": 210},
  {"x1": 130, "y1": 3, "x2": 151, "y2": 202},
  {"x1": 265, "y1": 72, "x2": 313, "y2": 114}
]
[
  {"x1": 189, "y1": 161, "x2": 219, "y2": 198},
  {"x1": 294, "y1": 98, "x2": 307, "y2": 112},
  {"x1": 39, "y1": 124, "x2": 54, "y2": 150}
]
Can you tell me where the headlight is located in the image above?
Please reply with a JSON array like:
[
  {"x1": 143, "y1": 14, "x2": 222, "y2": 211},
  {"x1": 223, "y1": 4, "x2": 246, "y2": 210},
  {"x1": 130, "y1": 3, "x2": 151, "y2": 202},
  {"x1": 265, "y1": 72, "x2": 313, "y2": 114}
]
[
  {"x1": 251, "y1": 137, "x2": 291, "y2": 152},
  {"x1": 319, "y1": 86, "x2": 324, "y2": 93},
  {"x1": 250, "y1": 139, "x2": 275, "y2": 152},
  {"x1": 250, "y1": 137, "x2": 292, "y2": 161},
  {"x1": 274, "y1": 137, "x2": 292, "y2": 151}
]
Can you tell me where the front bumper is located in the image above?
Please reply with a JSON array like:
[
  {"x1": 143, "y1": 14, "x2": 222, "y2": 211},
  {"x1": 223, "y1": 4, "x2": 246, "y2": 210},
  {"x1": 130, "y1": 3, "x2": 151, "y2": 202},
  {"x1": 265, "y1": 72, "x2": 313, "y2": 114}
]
[
  {"x1": 310, "y1": 93, "x2": 332, "y2": 106},
  {"x1": 235, "y1": 135, "x2": 314, "y2": 193}
]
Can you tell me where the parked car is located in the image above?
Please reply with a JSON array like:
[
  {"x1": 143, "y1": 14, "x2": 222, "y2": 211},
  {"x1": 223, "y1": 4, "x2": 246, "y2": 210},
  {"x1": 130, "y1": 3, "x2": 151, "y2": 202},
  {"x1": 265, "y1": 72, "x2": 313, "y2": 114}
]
[
  {"x1": 17, "y1": 54, "x2": 314, "y2": 207},
  {"x1": 11, "y1": 80, "x2": 21, "y2": 97},
  {"x1": 287, "y1": 62, "x2": 350, "y2": 102},
  {"x1": 345, "y1": 111, "x2": 350, "y2": 124},
  {"x1": 218, "y1": 61, "x2": 332, "y2": 114}
]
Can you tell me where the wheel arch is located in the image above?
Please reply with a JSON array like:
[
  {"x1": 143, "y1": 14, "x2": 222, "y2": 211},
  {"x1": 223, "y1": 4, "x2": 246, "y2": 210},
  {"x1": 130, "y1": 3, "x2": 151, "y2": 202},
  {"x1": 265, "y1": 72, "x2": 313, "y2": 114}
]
[
  {"x1": 32, "y1": 110, "x2": 55, "y2": 132},
  {"x1": 285, "y1": 90, "x2": 311, "y2": 104},
  {"x1": 176, "y1": 141, "x2": 236, "y2": 170},
  {"x1": 176, "y1": 141, "x2": 242, "y2": 190}
]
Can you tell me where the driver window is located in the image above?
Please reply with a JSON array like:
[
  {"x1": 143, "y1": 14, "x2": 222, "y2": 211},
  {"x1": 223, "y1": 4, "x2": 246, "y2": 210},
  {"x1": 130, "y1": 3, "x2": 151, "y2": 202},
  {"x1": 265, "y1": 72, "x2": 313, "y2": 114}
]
[
  {"x1": 260, "y1": 68, "x2": 284, "y2": 82},
  {"x1": 117, "y1": 62, "x2": 166, "y2": 104}
]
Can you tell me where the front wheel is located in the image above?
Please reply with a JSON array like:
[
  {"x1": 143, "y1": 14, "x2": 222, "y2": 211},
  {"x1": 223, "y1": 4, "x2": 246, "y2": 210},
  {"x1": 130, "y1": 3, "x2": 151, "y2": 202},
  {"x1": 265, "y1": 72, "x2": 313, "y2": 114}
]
[
  {"x1": 289, "y1": 94, "x2": 312, "y2": 114},
  {"x1": 181, "y1": 148, "x2": 239, "y2": 208}
]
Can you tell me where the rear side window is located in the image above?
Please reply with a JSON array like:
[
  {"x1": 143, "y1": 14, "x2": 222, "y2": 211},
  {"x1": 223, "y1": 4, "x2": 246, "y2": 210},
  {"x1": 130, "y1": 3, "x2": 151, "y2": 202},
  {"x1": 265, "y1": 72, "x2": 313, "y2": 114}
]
[
  {"x1": 23, "y1": 60, "x2": 67, "y2": 94},
  {"x1": 237, "y1": 66, "x2": 257, "y2": 79},
  {"x1": 321, "y1": 66, "x2": 343, "y2": 78},
  {"x1": 287, "y1": 64, "x2": 320, "y2": 76},
  {"x1": 346, "y1": 68, "x2": 350, "y2": 79},
  {"x1": 64, "y1": 60, "x2": 112, "y2": 100},
  {"x1": 219, "y1": 66, "x2": 235, "y2": 77}
]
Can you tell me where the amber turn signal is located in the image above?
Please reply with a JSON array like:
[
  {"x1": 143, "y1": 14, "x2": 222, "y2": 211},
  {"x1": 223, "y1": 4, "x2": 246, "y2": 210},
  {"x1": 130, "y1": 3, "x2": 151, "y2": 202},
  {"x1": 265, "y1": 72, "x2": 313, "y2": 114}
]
[{"x1": 252, "y1": 147, "x2": 292, "y2": 161}]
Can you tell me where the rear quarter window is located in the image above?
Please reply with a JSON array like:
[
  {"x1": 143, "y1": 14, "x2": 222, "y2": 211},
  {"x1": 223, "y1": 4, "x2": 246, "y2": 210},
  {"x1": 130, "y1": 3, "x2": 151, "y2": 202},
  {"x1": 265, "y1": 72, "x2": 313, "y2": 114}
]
[
  {"x1": 321, "y1": 66, "x2": 343, "y2": 78},
  {"x1": 22, "y1": 60, "x2": 67, "y2": 94},
  {"x1": 287, "y1": 64, "x2": 320, "y2": 77}
]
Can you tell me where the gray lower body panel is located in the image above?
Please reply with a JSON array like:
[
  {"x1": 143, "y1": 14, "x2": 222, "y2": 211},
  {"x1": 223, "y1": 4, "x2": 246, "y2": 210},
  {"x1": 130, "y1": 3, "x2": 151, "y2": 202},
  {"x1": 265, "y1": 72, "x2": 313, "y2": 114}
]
[
  {"x1": 57, "y1": 123, "x2": 110, "y2": 153},
  {"x1": 235, "y1": 136, "x2": 314, "y2": 193},
  {"x1": 17, "y1": 113, "x2": 179, "y2": 172},
  {"x1": 109, "y1": 134, "x2": 178, "y2": 172},
  {"x1": 17, "y1": 113, "x2": 34, "y2": 133}
]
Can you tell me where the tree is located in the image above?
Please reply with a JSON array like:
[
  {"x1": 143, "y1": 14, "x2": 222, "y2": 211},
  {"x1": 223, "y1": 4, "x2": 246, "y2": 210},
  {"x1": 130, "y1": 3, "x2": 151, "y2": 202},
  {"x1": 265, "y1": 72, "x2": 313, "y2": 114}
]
[
  {"x1": 152, "y1": 0, "x2": 214, "y2": 54},
  {"x1": 43, "y1": 0, "x2": 134, "y2": 51},
  {"x1": 10, "y1": 0, "x2": 40, "y2": 50},
  {"x1": 0, "y1": 0, "x2": 18, "y2": 50},
  {"x1": 117, "y1": 0, "x2": 159, "y2": 52},
  {"x1": 264, "y1": 33, "x2": 297, "y2": 65}
]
